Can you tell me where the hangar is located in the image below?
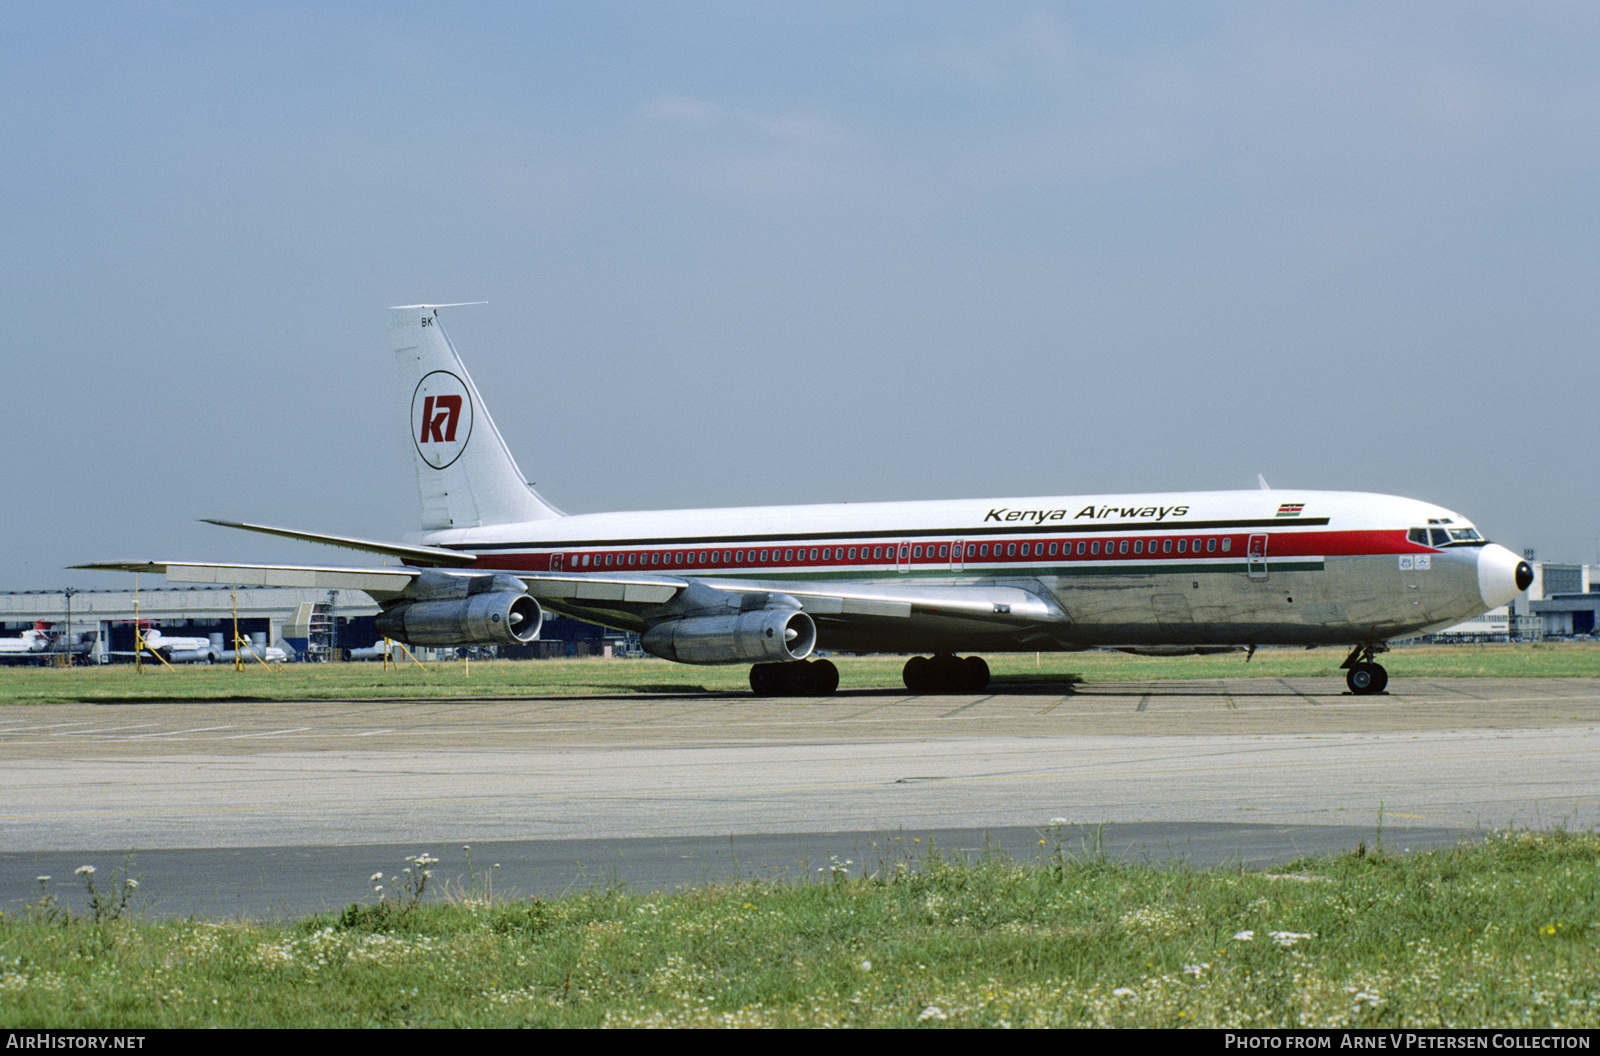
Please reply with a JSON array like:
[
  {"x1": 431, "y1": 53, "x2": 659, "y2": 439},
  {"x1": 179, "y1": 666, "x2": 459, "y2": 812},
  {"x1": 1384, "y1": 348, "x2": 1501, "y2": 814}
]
[
  {"x1": 0, "y1": 586, "x2": 379, "y2": 663},
  {"x1": 1524, "y1": 562, "x2": 1600, "y2": 637},
  {"x1": 0, "y1": 585, "x2": 626, "y2": 662}
]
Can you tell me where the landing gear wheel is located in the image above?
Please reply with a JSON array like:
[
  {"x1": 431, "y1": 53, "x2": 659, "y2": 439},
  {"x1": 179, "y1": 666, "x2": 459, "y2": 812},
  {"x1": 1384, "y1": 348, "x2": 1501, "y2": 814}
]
[
  {"x1": 903, "y1": 654, "x2": 990, "y2": 694},
  {"x1": 750, "y1": 662, "x2": 783, "y2": 696},
  {"x1": 902, "y1": 655, "x2": 934, "y2": 693},
  {"x1": 1346, "y1": 662, "x2": 1388, "y2": 695},
  {"x1": 964, "y1": 655, "x2": 990, "y2": 692},
  {"x1": 808, "y1": 658, "x2": 839, "y2": 695},
  {"x1": 750, "y1": 659, "x2": 840, "y2": 697}
]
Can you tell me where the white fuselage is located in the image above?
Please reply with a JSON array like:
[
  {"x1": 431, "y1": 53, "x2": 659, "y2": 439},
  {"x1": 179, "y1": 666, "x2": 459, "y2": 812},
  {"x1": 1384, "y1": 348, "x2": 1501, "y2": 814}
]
[{"x1": 411, "y1": 488, "x2": 1524, "y2": 652}]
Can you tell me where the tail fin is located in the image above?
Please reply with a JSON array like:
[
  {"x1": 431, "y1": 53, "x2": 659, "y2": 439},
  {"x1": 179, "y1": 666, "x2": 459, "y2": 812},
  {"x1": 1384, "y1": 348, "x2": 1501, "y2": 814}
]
[{"x1": 390, "y1": 304, "x2": 563, "y2": 529}]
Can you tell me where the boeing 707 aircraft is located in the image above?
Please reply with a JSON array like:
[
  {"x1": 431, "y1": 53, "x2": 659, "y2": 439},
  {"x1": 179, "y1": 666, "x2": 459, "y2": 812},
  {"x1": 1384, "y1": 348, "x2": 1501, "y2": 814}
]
[{"x1": 82, "y1": 304, "x2": 1533, "y2": 696}]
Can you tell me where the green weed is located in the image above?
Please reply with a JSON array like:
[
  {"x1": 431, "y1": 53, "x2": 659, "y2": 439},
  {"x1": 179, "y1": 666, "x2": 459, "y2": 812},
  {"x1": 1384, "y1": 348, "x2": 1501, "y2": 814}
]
[{"x1": 0, "y1": 832, "x2": 1596, "y2": 1027}]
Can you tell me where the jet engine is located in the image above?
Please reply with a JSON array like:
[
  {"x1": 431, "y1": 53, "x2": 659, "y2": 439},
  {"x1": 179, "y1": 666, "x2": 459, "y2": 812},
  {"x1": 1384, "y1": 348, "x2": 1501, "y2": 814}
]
[
  {"x1": 641, "y1": 608, "x2": 816, "y2": 665},
  {"x1": 374, "y1": 572, "x2": 543, "y2": 647}
]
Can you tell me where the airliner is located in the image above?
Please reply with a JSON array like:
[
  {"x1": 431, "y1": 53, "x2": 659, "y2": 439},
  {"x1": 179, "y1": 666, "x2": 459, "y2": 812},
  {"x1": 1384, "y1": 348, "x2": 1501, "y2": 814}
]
[
  {"x1": 0, "y1": 622, "x2": 96, "y2": 663},
  {"x1": 81, "y1": 304, "x2": 1533, "y2": 697}
]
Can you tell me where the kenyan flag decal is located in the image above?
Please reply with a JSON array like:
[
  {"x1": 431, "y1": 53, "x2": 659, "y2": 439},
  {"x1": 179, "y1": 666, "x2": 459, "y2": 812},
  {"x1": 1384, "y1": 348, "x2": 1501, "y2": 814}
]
[{"x1": 1276, "y1": 503, "x2": 1304, "y2": 517}]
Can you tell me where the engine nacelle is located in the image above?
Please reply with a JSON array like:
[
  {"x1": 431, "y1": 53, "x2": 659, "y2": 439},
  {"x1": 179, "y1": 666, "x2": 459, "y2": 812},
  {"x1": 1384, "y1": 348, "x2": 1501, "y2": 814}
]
[
  {"x1": 641, "y1": 608, "x2": 816, "y2": 665},
  {"x1": 375, "y1": 592, "x2": 543, "y2": 647}
]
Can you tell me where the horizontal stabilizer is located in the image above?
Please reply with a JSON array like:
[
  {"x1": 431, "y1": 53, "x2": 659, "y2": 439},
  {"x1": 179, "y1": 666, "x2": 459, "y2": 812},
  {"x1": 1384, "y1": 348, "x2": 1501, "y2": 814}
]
[
  {"x1": 72, "y1": 561, "x2": 422, "y2": 594},
  {"x1": 200, "y1": 519, "x2": 477, "y2": 566}
]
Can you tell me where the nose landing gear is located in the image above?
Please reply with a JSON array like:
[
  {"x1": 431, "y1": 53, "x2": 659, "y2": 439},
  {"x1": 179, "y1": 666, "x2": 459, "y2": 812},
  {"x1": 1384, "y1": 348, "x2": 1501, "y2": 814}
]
[{"x1": 1341, "y1": 643, "x2": 1389, "y2": 695}]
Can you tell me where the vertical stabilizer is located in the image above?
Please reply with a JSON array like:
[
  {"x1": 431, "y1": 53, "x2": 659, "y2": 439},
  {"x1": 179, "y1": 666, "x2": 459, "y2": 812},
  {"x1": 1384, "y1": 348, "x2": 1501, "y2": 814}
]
[{"x1": 390, "y1": 304, "x2": 563, "y2": 529}]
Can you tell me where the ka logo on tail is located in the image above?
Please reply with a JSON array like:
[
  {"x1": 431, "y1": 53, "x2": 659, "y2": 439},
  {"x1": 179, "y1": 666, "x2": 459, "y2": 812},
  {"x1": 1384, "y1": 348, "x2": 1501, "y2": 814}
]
[{"x1": 412, "y1": 371, "x2": 474, "y2": 469}]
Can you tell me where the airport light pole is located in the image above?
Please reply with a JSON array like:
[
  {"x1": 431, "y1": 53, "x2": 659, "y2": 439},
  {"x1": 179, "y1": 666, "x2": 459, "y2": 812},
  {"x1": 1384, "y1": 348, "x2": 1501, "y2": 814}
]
[{"x1": 62, "y1": 588, "x2": 76, "y2": 665}]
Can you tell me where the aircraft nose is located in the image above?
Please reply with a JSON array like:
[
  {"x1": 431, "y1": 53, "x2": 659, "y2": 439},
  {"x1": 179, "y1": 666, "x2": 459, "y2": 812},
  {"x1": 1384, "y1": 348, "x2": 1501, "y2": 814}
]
[{"x1": 1477, "y1": 543, "x2": 1532, "y2": 608}]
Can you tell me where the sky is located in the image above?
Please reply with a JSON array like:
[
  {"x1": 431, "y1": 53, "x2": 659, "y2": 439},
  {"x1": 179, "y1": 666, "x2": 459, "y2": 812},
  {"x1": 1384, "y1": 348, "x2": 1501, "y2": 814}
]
[{"x1": 6, "y1": 1, "x2": 1599, "y2": 593}]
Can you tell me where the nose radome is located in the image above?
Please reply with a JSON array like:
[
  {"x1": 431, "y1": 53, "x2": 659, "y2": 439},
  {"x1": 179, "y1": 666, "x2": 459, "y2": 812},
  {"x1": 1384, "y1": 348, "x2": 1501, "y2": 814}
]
[{"x1": 1477, "y1": 544, "x2": 1531, "y2": 608}]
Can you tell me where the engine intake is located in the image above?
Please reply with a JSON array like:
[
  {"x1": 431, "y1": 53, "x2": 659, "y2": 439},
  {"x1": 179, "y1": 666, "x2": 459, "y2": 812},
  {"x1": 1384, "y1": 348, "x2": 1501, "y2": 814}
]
[
  {"x1": 642, "y1": 608, "x2": 816, "y2": 665},
  {"x1": 375, "y1": 591, "x2": 543, "y2": 647}
]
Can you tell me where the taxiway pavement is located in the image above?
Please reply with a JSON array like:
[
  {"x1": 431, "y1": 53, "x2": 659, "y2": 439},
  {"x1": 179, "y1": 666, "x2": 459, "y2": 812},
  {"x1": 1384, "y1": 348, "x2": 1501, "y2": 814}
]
[{"x1": 2, "y1": 677, "x2": 1596, "y2": 916}]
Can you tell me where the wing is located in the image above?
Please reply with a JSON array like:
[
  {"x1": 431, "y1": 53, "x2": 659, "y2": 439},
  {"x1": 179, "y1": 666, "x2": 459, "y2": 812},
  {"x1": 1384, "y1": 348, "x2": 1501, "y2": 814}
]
[
  {"x1": 75, "y1": 560, "x2": 1067, "y2": 650},
  {"x1": 517, "y1": 570, "x2": 1069, "y2": 650}
]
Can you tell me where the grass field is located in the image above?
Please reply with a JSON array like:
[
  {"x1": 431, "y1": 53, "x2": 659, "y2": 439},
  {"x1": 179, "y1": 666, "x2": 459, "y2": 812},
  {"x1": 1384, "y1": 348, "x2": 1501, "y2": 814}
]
[
  {"x1": 2, "y1": 829, "x2": 1596, "y2": 1028},
  {"x1": 0, "y1": 642, "x2": 1595, "y2": 705}
]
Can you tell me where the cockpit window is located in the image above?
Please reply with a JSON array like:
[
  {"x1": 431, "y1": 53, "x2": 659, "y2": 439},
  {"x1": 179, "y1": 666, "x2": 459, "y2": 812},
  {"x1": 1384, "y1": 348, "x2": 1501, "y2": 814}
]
[{"x1": 1412, "y1": 525, "x2": 1485, "y2": 547}]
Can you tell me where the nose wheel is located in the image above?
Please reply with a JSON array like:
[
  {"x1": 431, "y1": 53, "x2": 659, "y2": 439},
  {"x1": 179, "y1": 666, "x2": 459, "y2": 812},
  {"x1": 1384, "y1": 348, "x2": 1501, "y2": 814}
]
[
  {"x1": 1345, "y1": 661, "x2": 1388, "y2": 695},
  {"x1": 1341, "y1": 643, "x2": 1389, "y2": 695}
]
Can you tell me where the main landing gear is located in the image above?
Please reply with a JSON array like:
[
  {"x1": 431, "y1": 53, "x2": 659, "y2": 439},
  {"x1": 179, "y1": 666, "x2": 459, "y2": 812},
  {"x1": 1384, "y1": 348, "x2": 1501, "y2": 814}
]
[
  {"x1": 749, "y1": 658, "x2": 839, "y2": 697},
  {"x1": 902, "y1": 653, "x2": 990, "y2": 694},
  {"x1": 1341, "y1": 643, "x2": 1389, "y2": 695}
]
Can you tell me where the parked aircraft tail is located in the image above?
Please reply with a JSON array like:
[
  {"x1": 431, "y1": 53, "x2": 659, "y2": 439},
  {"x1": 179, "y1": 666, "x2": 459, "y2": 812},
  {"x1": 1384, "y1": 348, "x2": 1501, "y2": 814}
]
[{"x1": 390, "y1": 304, "x2": 563, "y2": 529}]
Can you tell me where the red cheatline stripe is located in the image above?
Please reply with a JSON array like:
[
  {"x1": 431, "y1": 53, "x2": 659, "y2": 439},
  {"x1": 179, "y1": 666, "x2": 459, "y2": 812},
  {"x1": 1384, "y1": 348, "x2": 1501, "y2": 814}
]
[{"x1": 420, "y1": 528, "x2": 1440, "y2": 573}]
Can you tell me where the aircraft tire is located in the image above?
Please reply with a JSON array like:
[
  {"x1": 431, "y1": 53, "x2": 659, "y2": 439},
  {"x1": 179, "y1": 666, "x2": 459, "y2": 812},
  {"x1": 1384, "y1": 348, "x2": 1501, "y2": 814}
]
[
  {"x1": 964, "y1": 655, "x2": 990, "y2": 692},
  {"x1": 902, "y1": 655, "x2": 934, "y2": 693},
  {"x1": 1346, "y1": 662, "x2": 1388, "y2": 695},
  {"x1": 933, "y1": 653, "x2": 974, "y2": 692},
  {"x1": 750, "y1": 662, "x2": 783, "y2": 696},
  {"x1": 904, "y1": 654, "x2": 989, "y2": 694},
  {"x1": 808, "y1": 658, "x2": 840, "y2": 696}
]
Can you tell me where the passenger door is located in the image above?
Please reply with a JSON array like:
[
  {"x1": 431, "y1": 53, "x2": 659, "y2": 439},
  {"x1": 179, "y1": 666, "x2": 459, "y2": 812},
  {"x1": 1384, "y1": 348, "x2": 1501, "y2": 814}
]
[{"x1": 1247, "y1": 534, "x2": 1268, "y2": 580}]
